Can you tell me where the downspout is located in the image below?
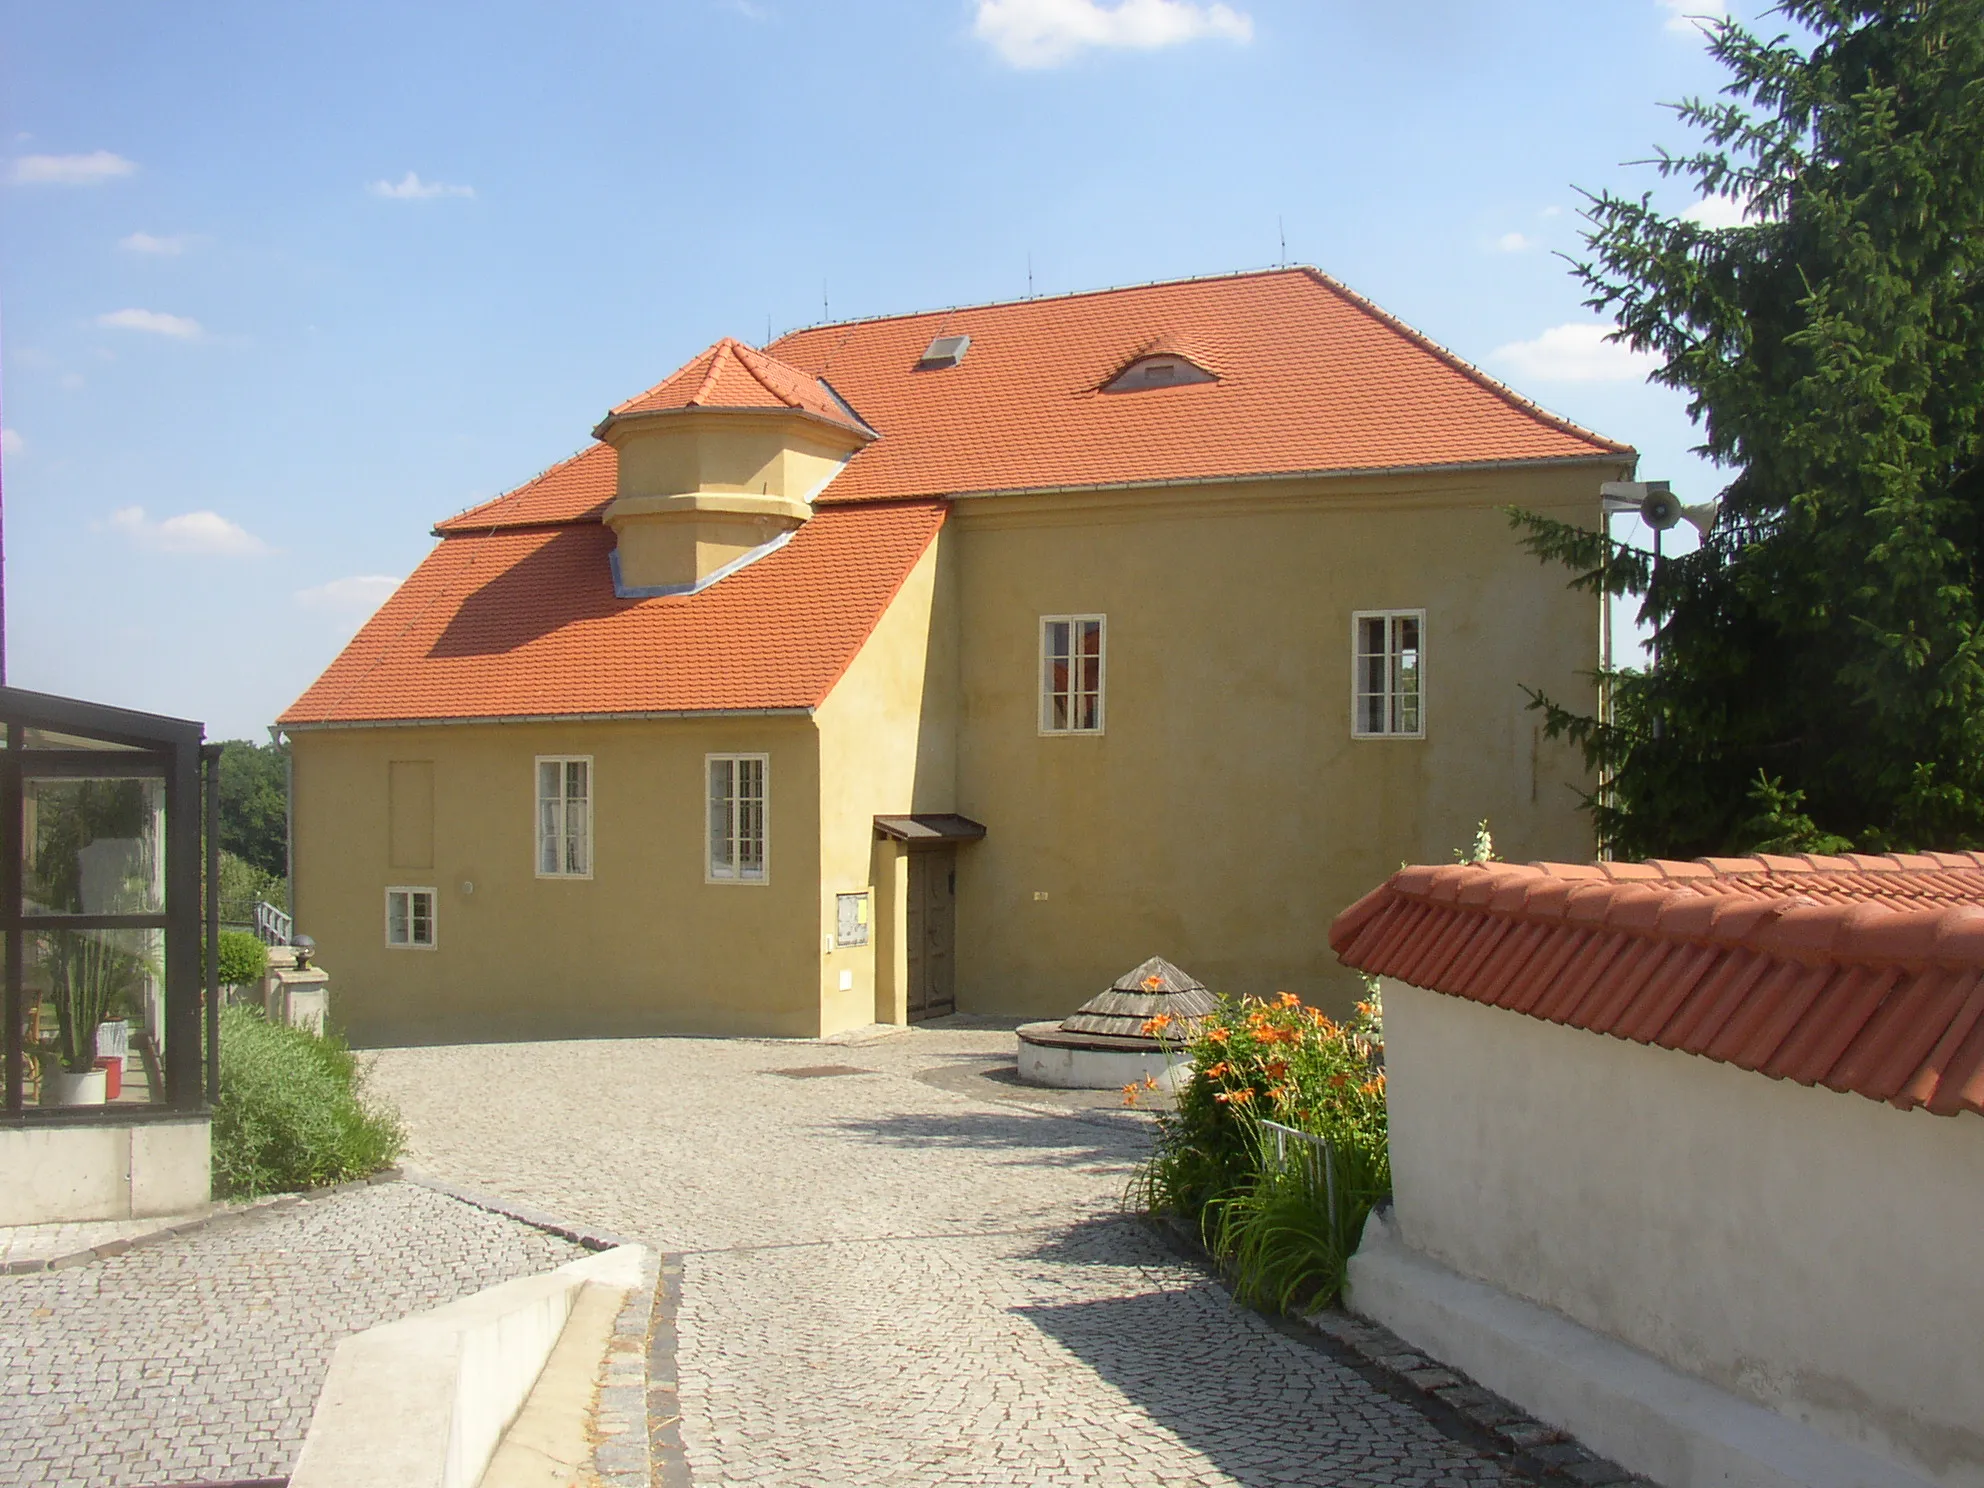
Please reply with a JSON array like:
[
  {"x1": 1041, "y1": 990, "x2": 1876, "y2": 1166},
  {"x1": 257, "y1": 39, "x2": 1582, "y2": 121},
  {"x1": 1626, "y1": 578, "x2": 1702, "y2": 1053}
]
[{"x1": 271, "y1": 724, "x2": 295, "y2": 941}]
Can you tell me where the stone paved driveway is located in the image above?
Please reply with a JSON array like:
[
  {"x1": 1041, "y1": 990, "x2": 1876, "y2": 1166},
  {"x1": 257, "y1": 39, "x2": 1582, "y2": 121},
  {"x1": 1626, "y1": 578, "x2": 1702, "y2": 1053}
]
[
  {"x1": 0, "y1": 1183, "x2": 583, "y2": 1488},
  {"x1": 371, "y1": 1024, "x2": 1518, "y2": 1488}
]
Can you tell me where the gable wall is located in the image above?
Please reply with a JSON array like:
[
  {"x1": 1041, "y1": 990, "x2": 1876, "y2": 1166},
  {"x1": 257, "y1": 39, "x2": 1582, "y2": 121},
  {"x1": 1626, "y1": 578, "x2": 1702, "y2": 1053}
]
[
  {"x1": 289, "y1": 713, "x2": 823, "y2": 1044},
  {"x1": 946, "y1": 460, "x2": 1619, "y2": 1019},
  {"x1": 812, "y1": 529, "x2": 958, "y2": 1032}
]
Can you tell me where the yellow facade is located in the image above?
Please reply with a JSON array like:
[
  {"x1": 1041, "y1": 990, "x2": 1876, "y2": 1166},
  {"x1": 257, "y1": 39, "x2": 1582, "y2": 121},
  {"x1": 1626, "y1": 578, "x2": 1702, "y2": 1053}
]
[{"x1": 289, "y1": 457, "x2": 1620, "y2": 1045}]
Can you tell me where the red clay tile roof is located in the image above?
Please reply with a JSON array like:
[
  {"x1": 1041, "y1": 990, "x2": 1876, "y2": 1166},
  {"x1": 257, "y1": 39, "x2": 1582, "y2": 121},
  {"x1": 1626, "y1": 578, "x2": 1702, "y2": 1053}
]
[
  {"x1": 1330, "y1": 855, "x2": 1984, "y2": 1118},
  {"x1": 280, "y1": 501, "x2": 944, "y2": 725},
  {"x1": 768, "y1": 267, "x2": 1630, "y2": 503},
  {"x1": 603, "y1": 337, "x2": 872, "y2": 435},
  {"x1": 438, "y1": 267, "x2": 1632, "y2": 532},
  {"x1": 436, "y1": 443, "x2": 619, "y2": 534}
]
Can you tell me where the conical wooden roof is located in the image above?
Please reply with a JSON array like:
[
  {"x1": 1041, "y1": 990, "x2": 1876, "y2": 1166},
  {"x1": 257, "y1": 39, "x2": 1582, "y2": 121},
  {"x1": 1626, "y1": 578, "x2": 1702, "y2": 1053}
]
[{"x1": 1058, "y1": 956, "x2": 1216, "y2": 1040}]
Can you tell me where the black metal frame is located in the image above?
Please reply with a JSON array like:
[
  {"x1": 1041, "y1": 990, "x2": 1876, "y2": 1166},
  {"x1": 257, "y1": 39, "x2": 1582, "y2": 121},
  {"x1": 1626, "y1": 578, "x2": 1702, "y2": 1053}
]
[{"x1": 1, "y1": 685, "x2": 213, "y2": 1122}]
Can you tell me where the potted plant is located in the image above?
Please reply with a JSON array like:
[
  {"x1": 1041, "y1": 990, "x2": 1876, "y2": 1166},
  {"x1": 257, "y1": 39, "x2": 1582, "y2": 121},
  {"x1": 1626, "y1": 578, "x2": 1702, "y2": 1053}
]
[{"x1": 39, "y1": 929, "x2": 141, "y2": 1106}]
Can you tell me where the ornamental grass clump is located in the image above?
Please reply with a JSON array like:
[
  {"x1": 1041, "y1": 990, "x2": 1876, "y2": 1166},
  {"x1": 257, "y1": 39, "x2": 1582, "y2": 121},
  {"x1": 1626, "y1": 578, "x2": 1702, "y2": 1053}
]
[
  {"x1": 211, "y1": 1005, "x2": 405, "y2": 1198},
  {"x1": 1132, "y1": 988, "x2": 1389, "y2": 1312}
]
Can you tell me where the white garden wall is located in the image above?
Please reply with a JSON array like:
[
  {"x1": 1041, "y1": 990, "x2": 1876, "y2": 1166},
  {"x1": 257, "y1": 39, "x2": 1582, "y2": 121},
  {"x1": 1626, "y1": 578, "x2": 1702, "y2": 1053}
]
[{"x1": 1374, "y1": 977, "x2": 1984, "y2": 1488}]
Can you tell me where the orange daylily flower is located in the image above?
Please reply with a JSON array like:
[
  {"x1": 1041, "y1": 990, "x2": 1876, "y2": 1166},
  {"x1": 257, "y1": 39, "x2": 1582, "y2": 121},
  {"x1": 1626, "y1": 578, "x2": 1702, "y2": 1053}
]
[
  {"x1": 1213, "y1": 1087, "x2": 1255, "y2": 1105},
  {"x1": 1263, "y1": 1059, "x2": 1288, "y2": 1081},
  {"x1": 1141, "y1": 973, "x2": 1165, "y2": 991},
  {"x1": 1276, "y1": 991, "x2": 1301, "y2": 1008},
  {"x1": 1206, "y1": 1026, "x2": 1230, "y2": 1044},
  {"x1": 1141, "y1": 1013, "x2": 1173, "y2": 1036},
  {"x1": 1329, "y1": 1071, "x2": 1351, "y2": 1089},
  {"x1": 1202, "y1": 1061, "x2": 1230, "y2": 1080}
]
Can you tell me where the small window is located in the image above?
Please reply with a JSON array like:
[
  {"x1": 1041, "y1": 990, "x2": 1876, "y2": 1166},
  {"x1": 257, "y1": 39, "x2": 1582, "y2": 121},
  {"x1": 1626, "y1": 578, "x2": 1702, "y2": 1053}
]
[
  {"x1": 708, "y1": 754, "x2": 769, "y2": 882},
  {"x1": 1102, "y1": 355, "x2": 1216, "y2": 392},
  {"x1": 836, "y1": 891, "x2": 871, "y2": 948},
  {"x1": 1041, "y1": 616, "x2": 1105, "y2": 734},
  {"x1": 1353, "y1": 610, "x2": 1424, "y2": 738},
  {"x1": 536, "y1": 756, "x2": 592, "y2": 877},
  {"x1": 386, "y1": 887, "x2": 437, "y2": 949}
]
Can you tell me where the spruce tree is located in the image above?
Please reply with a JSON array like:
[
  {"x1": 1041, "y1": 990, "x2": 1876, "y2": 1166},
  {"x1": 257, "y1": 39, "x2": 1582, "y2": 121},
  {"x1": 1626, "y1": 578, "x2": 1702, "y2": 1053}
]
[{"x1": 1513, "y1": 0, "x2": 1984, "y2": 858}]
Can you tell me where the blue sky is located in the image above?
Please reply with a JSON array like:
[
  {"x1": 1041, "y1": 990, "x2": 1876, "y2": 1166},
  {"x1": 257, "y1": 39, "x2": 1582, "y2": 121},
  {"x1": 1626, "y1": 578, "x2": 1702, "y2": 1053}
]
[{"x1": 2, "y1": 0, "x2": 1746, "y2": 739}]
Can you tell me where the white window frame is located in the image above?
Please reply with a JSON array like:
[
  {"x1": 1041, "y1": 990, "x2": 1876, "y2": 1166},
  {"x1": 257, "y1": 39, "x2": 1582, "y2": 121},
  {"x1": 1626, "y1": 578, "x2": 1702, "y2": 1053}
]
[
  {"x1": 1039, "y1": 615, "x2": 1107, "y2": 735},
  {"x1": 706, "y1": 753, "x2": 770, "y2": 884},
  {"x1": 535, "y1": 755, "x2": 594, "y2": 879},
  {"x1": 1351, "y1": 609, "x2": 1426, "y2": 739},
  {"x1": 385, "y1": 886, "x2": 438, "y2": 949}
]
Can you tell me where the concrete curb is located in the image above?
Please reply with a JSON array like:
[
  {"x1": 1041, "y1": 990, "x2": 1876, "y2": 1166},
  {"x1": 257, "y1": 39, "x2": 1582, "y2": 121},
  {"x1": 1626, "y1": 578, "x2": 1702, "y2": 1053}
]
[
  {"x1": 0, "y1": 1167, "x2": 407, "y2": 1276},
  {"x1": 398, "y1": 1171, "x2": 687, "y2": 1488},
  {"x1": 1144, "y1": 1213, "x2": 1651, "y2": 1488}
]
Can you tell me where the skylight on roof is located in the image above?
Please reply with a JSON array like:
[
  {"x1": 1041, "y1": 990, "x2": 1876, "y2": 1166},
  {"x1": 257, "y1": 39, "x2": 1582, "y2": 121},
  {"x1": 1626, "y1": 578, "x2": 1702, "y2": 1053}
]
[{"x1": 918, "y1": 334, "x2": 971, "y2": 369}]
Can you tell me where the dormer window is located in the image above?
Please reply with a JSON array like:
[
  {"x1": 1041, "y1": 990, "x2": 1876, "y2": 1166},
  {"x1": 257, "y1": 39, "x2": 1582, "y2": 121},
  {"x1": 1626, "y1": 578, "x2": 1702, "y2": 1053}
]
[{"x1": 1103, "y1": 354, "x2": 1216, "y2": 392}]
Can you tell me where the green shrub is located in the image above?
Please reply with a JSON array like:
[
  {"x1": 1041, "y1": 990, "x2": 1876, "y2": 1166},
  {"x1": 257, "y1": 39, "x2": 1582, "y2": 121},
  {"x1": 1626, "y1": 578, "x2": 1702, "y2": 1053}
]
[
  {"x1": 211, "y1": 1005, "x2": 405, "y2": 1197},
  {"x1": 215, "y1": 930, "x2": 268, "y2": 988},
  {"x1": 1133, "y1": 989, "x2": 1390, "y2": 1312}
]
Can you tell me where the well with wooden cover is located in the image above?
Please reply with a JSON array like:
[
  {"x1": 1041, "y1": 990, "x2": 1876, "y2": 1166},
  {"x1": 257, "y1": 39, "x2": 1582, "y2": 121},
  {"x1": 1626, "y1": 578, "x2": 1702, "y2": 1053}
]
[{"x1": 1015, "y1": 955, "x2": 1214, "y2": 1090}]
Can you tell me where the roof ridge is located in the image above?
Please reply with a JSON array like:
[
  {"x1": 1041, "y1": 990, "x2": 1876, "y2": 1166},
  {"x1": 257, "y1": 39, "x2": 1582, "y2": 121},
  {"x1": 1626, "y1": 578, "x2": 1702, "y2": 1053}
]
[
  {"x1": 686, "y1": 340, "x2": 735, "y2": 407},
  {"x1": 769, "y1": 264, "x2": 1315, "y2": 343}
]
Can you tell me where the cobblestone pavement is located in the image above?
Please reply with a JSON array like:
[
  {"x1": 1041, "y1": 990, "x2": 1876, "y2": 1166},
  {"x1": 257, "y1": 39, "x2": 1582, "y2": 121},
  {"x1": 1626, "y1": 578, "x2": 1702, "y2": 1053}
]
[
  {"x1": 0, "y1": 1182, "x2": 583, "y2": 1488},
  {"x1": 371, "y1": 1026, "x2": 1519, "y2": 1488}
]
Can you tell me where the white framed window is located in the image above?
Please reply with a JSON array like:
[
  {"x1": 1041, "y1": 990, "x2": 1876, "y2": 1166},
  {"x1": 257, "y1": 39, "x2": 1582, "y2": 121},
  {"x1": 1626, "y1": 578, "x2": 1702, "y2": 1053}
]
[
  {"x1": 535, "y1": 756, "x2": 593, "y2": 877},
  {"x1": 385, "y1": 887, "x2": 437, "y2": 949},
  {"x1": 707, "y1": 754, "x2": 769, "y2": 883},
  {"x1": 1352, "y1": 610, "x2": 1425, "y2": 738},
  {"x1": 1040, "y1": 615, "x2": 1106, "y2": 734}
]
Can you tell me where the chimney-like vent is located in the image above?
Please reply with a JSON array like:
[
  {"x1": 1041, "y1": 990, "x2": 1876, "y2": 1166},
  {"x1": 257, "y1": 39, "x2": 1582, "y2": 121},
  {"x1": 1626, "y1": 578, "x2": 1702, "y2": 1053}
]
[{"x1": 918, "y1": 333, "x2": 971, "y2": 369}]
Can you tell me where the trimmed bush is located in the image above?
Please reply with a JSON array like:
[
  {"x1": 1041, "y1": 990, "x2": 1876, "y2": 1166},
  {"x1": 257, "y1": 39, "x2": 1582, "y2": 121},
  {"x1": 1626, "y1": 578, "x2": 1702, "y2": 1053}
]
[
  {"x1": 211, "y1": 1005, "x2": 404, "y2": 1198},
  {"x1": 215, "y1": 930, "x2": 268, "y2": 989},
  {"x1": 1133, "y1": 989, "x2": 1390, "y2": 1312}
]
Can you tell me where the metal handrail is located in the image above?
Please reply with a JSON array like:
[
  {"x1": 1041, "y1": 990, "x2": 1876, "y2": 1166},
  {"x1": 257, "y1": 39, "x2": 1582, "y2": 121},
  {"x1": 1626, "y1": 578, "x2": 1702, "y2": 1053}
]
[
  {"x1": 251, "y1": 900, "x2": 293, "y2": 946},
  {"x1": 1258, "y1": 1117, "x2": 1338, "y2": 1234}
]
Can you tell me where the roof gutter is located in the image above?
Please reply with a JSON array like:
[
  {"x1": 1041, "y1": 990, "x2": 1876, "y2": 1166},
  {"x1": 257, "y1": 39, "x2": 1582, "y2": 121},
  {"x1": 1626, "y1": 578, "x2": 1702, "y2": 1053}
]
[
  {"x1": 924, "y1": 450, "x2": 1638, "y2": 504},
  {"x1": 279, "y1": 706, "x2": 816, "y2": 733}
]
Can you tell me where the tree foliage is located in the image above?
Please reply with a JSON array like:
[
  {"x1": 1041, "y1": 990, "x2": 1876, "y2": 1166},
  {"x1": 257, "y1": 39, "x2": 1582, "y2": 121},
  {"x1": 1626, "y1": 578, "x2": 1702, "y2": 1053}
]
[
  {"x1": 1514, "y1": 0, "x2": 1984, "y2": 859},
  {"x1": 217, "y1": 739, "x2": 288, "y2": 878}
]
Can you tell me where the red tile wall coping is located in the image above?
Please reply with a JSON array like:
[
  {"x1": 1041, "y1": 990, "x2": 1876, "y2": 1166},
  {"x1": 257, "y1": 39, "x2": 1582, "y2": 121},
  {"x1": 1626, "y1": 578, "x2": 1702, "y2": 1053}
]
[{"x1": 1328, "y1": 855, "x2": 1984, "y2": 1118}]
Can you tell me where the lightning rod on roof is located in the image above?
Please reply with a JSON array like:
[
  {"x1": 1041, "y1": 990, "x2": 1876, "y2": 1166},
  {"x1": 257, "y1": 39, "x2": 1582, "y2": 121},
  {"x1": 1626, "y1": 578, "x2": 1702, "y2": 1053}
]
[
  {"x1": 1279, "y1": 217, "x2": 1287, "y2": 268},
  {"x1": 1028, "y1": 251, "x2": 1034, "y2": 300}
]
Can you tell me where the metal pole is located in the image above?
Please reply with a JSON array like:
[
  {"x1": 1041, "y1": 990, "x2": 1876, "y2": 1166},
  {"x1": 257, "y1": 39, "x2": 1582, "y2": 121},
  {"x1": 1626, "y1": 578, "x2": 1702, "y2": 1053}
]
[
  {"x1": 3, "y1": 722, "x2": 21, "y2": 1113},
  {"x1": 203, "y1": 743, "x2": 221, "y2": 1104},
  {"x1": 1650, "y1": 524, "x2": 1665, "y2": 742}
]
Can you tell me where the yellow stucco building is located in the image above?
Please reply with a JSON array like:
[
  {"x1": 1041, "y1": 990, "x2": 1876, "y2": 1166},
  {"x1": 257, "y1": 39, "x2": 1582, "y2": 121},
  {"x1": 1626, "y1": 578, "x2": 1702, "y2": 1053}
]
[{"x1": 281, "y1": 268, "x2": 1634, "y2": 1044}]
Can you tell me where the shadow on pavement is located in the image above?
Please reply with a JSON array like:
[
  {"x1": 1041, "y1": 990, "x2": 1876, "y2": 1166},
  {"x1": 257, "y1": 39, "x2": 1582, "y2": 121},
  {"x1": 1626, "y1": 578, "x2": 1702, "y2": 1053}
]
[
  {"x1": 825, "y1": 1107, "x2": 1148, "y2": 1169},
  {"x1": 1013, "y1": 1276, "x2": 1446, "y2": 1487}
]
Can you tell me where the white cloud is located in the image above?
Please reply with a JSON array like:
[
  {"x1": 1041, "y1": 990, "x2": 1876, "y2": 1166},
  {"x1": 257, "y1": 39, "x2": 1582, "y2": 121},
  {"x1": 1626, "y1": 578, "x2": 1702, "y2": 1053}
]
[
  {"x1": 120, "y1": 231, "x2": 193, "y2": 255},
  {"x1": 102, "y1": 506, "x2": 271, "y2": 558},
  {"x1": 1491, "y1": 322, "x2": 1661, "y2": 384},
  {"x1": 10, "y1": 150, "x2": 136, "y2": 185},
  {"x1": 368, "y1": 171, "x2": 475, "y2": 201},
  {"x1": 1493, "y1": 232, "x2": 1535, "y2": 253},
  {"x1": 974, "y1": 0, "x2": 1252, "y2": 67},
  {"x1": 1681, "y1": 193, "x2": 1750, "y2": 229},
  {"x1": 97, "y1": 307, "x2": 204, "y2": 339},
  {"x1": 294, "y1": 574, "x2": 402, "y2": 618},
  {"x1": 1, "y1": 429, "x2": 21, "y2": 457},
  {"x1": 1659, "y1": 0, "x2": 1729, "y2": 35},
  {"x1": 1540, "y1": 205, "x2": 1565, "y2": 219}
]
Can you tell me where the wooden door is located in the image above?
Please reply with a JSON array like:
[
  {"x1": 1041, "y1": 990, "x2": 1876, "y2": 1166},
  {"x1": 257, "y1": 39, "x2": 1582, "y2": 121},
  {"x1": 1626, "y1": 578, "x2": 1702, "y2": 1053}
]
[{"x1": 905, "y1": 847, "x2": 956, "y2": 1021}]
